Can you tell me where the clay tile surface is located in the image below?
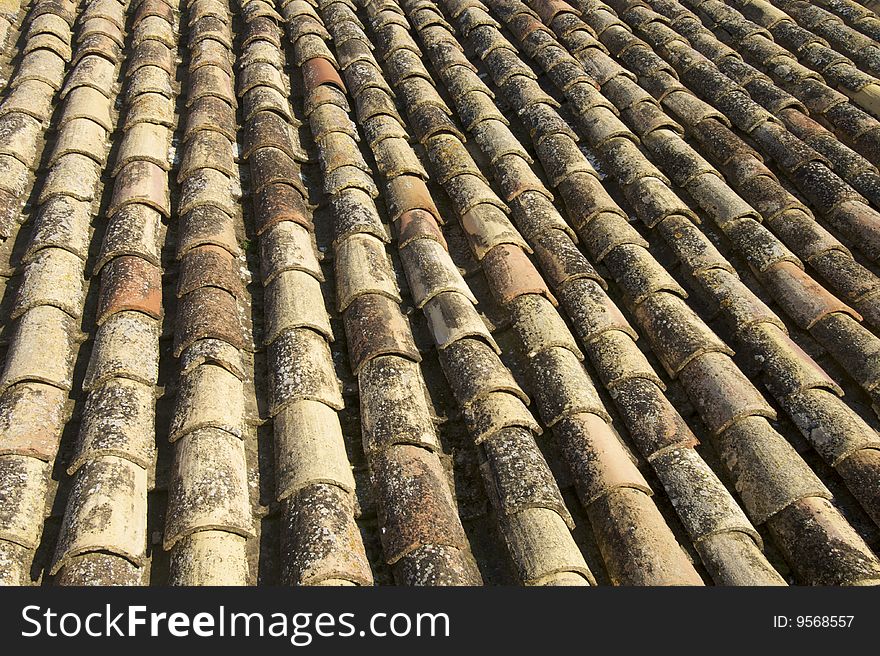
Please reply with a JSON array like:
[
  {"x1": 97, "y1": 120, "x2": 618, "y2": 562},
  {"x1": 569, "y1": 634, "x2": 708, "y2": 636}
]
[
  {"x1": 4, "y1": 0, "x2": 880, "y2": 588},
  {"x1": 97, "y1": 255, "x2": 163, "y2": 324},
  {"x1": 302, "y1": 56, "x2": 347, "y2": 92}
]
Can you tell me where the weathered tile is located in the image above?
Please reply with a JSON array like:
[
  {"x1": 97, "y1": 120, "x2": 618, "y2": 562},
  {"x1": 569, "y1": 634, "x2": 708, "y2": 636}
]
[
  {"x1": 303, "y1": 82, "x2": 350, "y2": 116},
  {"x1": 0, "y1": 306, "x2": 77, "y2": 391},
  {"x1": 344, "y1": 294, "x2": 420, "y2": 373},
  {"x1": 22, "y1": 196, "x2": 92, "y2": 261},
  {"x1": 264, "y1": 270, "x2": 333, "y2": 344},
  {"x1": 14, "y1": 248, "x2": 86, "y2": 319},
  {"x1": 482, "y1": 244, "x2": 555, "y2": 306},
  {"x1": 423, "y1": 290, "x2": 497, "y2": 352},
  {"x1": 115, "y1": 122, "x2": 172, "y2": 174},
  {"x1": 97, "y1": 255, "x2": 163, "y2": 324},
  {"x1": 335, "y1": 233, "x2": 401, "y2": 311},
  {"x1": 253, "y1": 182, "x2": 311, "y2": 235},
  {"x1": 244, "y1": 109, "x2": 297, "y2": 158},
  {"x1": 267, "y1": 327, "x2": 344, "y2": 414},
  {"x1": 0, "y1": 455, "x2": 51, "y2": 549},
  {"x1": 178, "y1": 245, "x2": 244, "y2": 300},
  {"x1": 167, "y1": 531, "x2": 248, "y2": 585},
  {"x1": 73, "y1": 377, "x2": 156, "y2": 472},
  {"x1": 439, "y1": 337, "x2": 528, "y2": 404},
  {"x1": 460, "y1": 203, "x2": 531, "y2": 259},
  {"x1": 2, "y1": 80, "x2": 56, "y2": 123},
  {"x1": 480, "y1": 427, "x2": 572, "y2": 525},
  {"x1": 397, "y1": 208, "x2": 445, "y2": 250},
  {"x1": 318, "y1": 131, "x2": 370, "y2": 174},
  {"x1": 179, "y1": 338, "x2": 247, "y2": 382},
  {"x1": 129, "y1": 39, "x2": 175, "y2": 77},
  {"x1": 249, "y1": 146, "x2": 307, "y2": 196},
  {"x1": 97, "y1": 204, "x2": 163, "y2": 271},
  {"x1": 126, "y1": 91, "x2": 176, "y2": 128},
  {"x1": 373, "y1": 136, "x2": 429, "y2": 178},
  {"x1": 185, "y1": 96, "x2": 237, "y2": 142},
  {"x1": 84, "y1": 311, "x2": 160, "y2": 390},
  {"x1": 191, "y1": 39, "x2": 235, "y2": 78},
  {"x1": 61, "y1": 54, "x2": 116, "y2": 98},
  {"x1": 18, "y1": 49, "x2": 67, "y2": 91},
  {"x1": 164, "y1": 428, "x2": 254, "y2": 548},
  {"x1": 176, "y1": 205, "x2": 240, "y2": 259},
  {"x1": 39, "y1": 153, "x2": 101, "y2": 203},
  {"x1": 0, "y1": 112, "x2": 42, "y2": 165},
  {"x1": 652, "y1": 446, "x2": 758, "y2": 544},
  {"x1": 275, "y1": 400, "x2": 356, "y2": 498},
  {"x1": 109, "y1": 160, "x2": 171, "y2": 218},
  {"x1": 179, "y1": 167, "x2": 239, "y2": 217},
  {"x1": 633, "y1": 293, "x2": 734, "y2": 378},
  {"x1": 260, "y1": 220, "x2": 323, "y2": 285},
  {"x1": 281, "y1": 484, "x2": 373, "y2": 585},
  {"x1": 50, "y1": 116, "x2": 109, "y2": 166},
  {"x1": 331, "y1": 186, "x2": 388, "y2": 244},
  {"x1": 51, "y1": 456, "x2": 148, "y2": 573},
  {"x1": 400, "y1": 236, "x2": 477, "y2": 308},
  {"x1": 169, "y1": 364, "x2": 245, "y2": 441},
  {"x1": 385, "y1": 174, "x2": 442, "y2": 222},
  {"x1": 0, "y1": 155, "x2": 30, "y2": 197},
  {"x1": 0, "y1": 540, "x2": 32, "y2": 586},
  {"x1": 444, "y1": 172, "x2": 509, "y2": 214},
  {"x1": 370, "y1": 444, "x2": 468, "y2": 564},
  {"x1": 462, "y1": 390, "x2": 542, "y2": 443},
  {"x1": 173, "y1": 286, "x2": 243, "y2": 356},
  {"x1": 0, "y1": 382, "x2": 67, "y2": 461}
]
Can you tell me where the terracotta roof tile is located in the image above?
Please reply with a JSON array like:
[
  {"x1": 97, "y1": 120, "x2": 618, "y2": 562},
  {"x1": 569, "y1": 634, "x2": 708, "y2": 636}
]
[
  {"x1": 97, "y1": 254, "x2": 163, "y2": 323},
  {"x1": 3, "y1": 0, "x2": 880, "y2": 586}
]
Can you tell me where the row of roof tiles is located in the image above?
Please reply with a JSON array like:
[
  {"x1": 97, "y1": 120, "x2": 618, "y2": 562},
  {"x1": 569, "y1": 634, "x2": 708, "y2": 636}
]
[{"x1": 0, "y1": 0, "x2": 879, "y2": 585}]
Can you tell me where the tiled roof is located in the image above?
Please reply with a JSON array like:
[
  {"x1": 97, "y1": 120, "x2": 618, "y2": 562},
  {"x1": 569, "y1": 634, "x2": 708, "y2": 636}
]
[{"x1": 1, "y1": 0, "x2": 880, "y2": 585}]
